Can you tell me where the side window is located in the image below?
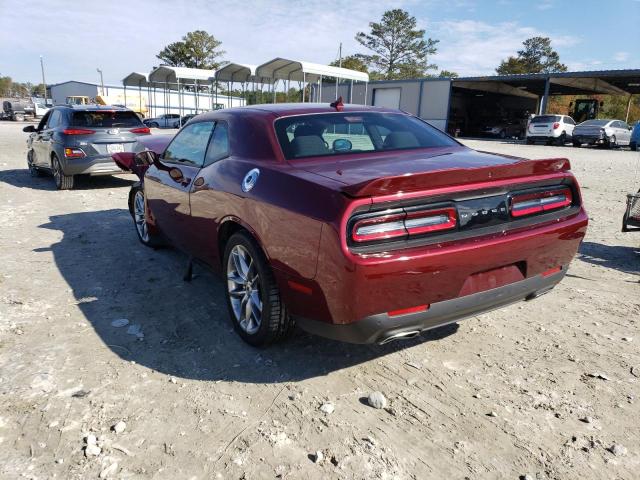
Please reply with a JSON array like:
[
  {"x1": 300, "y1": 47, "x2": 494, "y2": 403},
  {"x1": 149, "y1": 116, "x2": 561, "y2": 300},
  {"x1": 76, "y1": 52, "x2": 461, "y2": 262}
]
[
  {"x1": 47, "y1": 110, "x2": 62, "y2": 129},
  {"x1": 37, "y1": 111, "x2": 51, "y2": 130},
  {"x1": 204, "y1": 122, "x2": 230, "y2": 166},
  {"x1": 565, "y1": 117, "x2": 575, "y2": 125},
  {"x1": 163, "y1": 121, "x2": 215, "y2": 167}
]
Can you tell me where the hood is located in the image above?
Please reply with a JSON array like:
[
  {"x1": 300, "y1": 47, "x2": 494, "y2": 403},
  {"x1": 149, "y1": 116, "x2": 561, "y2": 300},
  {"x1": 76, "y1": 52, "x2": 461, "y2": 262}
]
[{"x1": 291, "y1": 146, "x2": 571, "y2": 197}]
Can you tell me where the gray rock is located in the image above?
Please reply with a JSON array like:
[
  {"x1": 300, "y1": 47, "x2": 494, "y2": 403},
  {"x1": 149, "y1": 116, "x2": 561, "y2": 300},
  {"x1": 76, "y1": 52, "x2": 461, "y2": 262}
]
[
  {"x1": 112, "y1": 421, "x2": 126, "y2": 434},
  {"x1": 319, "y1": 403, "x2": 335, "y2": 415},
  {"x1": 488, "y1": 411, "x2": 498, "y2": 417},
  {"x1": 367, "y1": 391, "x2": 387, "y2": 409},
  {"x1": 110, "y1": 318, "x2": 129, "y2": 328},
  {"x1": 609, "y1": 443, "x2": 627, "y2": 456},
  {"x1": 313, "y1": 450, "x2": 324, "y2": 463},
  {"x1": 99, "y1": 462, "x2": 118, "y2": 478},
  {"x1": 126, "y1": 324, "x2": 144, "y2": 339},
  {"x1": 85, "y1": 443, "x2": 101, "y2": 457},
  {"x1": 85, "y1": 434, "x2": 97, "y2": 445}
]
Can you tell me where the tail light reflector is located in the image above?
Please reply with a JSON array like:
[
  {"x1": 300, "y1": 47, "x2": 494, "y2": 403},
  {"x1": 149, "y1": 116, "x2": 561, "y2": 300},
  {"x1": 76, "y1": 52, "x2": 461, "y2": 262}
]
[
  {"x1": 351, "y1": 207, "x2": 457, "y2": 243},
  {"x1": 510, "y1": 187, "x2": 572, "y2": 218},
  {"x1": 388, "y1": 305, "x2": 429, "y2": 317},
  {"x1": 552, "y1": 122, "x2": 560, "y2": 129},
  {"x1": 63, "y1": 128, "x2": 95, "y2": 135},
  {"x1": 542, "y1": 266, "x2": 562, "y2": 277},
  {"x1": 64, "y1": 147, "x2": 86, "y2": 158},
  {"x1": 130, "y1": 127, "x2": 150, "y2": 134}
]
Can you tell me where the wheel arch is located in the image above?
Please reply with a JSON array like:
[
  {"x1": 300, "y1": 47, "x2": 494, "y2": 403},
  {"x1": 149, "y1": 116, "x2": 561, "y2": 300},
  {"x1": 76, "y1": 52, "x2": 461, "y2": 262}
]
[{"x1": 217, "y1": 217, "x2": 269, "y2": 268}]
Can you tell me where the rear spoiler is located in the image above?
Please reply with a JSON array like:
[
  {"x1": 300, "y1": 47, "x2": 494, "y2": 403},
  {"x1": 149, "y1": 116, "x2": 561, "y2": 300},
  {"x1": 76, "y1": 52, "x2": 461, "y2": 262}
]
[{"x1": 340, "y1": 157, "x2": 572, "y2": 197}]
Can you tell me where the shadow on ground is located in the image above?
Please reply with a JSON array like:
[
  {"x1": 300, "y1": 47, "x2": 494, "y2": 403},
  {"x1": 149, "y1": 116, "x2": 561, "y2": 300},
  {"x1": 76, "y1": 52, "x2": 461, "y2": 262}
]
[
  {"x1": 37, "y1": 209, "x2": 458, "y2": 384},
  {"x1": 578, "y1": 241, "x2": 640, "y2": 275},
  {"x1": 0, "y1": 168, "x2": 135, "y2": 191}
]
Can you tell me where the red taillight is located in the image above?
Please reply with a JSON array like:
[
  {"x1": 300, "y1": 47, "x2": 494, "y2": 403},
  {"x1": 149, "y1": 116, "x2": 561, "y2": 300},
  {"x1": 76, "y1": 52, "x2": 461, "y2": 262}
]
[
  {"x1": 351, "y1": 207, "x2": 457, "y2": 243},
  {"x1": 130, "y1": 127, "x2": 150, "y2": 134},
  {"x1": 63, "y1": 128, "x2": 95, "y2": 135},
  {"x1": 552, "y1": 122, "x2": 560, "y2": 129},
  {"x1": 510, "y1": 187, "x2": 572, "y2": 218},
  {"x1": 64, "y1": 147, "x2": 86, "y2": 158}
]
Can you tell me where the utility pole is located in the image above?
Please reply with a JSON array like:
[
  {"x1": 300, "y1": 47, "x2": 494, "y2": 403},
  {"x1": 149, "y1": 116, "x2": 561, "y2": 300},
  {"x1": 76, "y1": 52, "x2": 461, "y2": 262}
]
[
  {"x1": 40, "y1": 55, "x2": 47, "y2": 104},
  {"x1": 96, "y1": 68, "x2": 104, "y2": 95},
  {"x1": 336, "y1": 42, "x2": 342, "y2": 100}
]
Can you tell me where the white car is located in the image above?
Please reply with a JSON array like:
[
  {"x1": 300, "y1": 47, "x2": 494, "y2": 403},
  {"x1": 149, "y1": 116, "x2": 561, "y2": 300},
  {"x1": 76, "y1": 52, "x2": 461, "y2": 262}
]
[
  {"x1": 572, "y1": 119, "x2": 633, "y2": 148},
  {"x1": 143, "y1": 113, "x2": 181, "y2": 129},
  {"x1": 526, "y1": 115, "x2": 576, "y2": 145}
]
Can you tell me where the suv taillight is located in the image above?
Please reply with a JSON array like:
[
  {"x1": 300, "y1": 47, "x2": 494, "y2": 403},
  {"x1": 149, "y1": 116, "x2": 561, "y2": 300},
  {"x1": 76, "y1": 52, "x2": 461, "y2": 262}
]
[
  {"x1": 510, "y1": 187, "x2": 573, "y2": 218},
  {"x1": 351, "y1": 207, "x2": 457, "y2": 243},
  {"x1": 63, "y1": 128, "x2": 95, "y2": 135},
  {"x1": 552, "y1": 122, "x2": 560, "y2": 129},
  {"x1": 130, "y1": 127, "x2": 150, "y2": 134}
]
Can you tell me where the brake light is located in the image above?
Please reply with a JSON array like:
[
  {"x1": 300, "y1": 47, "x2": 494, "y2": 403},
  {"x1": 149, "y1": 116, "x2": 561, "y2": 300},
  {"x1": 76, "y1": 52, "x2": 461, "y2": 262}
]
[
  {"x1": 130, "y1": 127, "x2": 150, "y2": 134},
  {"x1": 552, "y1": 122, "x2": 560, "y2": 129},
  {"x1": 510, "y1": 187, "x2": 572, "y2": 218},
  {"x1": 63, "y1": 128, "x2": 95, "y2": 135},
  {"x1": 351, "y1": 207, "x2": 457, "y2": 243},
  {"x1": 64, "y1": 147, "x2": 85, "y2": 158}
]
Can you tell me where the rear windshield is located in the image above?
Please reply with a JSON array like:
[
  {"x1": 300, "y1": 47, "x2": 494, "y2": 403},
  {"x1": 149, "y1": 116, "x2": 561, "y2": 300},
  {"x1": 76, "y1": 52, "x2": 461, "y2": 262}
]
[
  {"x1": 530, "y1": 115, "x2": 560, "y2": 123},
  {"x1": 275, "y1": 112, "x2": 459, "y2": 160},
  {"x1": 580, "y1": 119, "x2": 609, "y2": 126},
  {"x1": 71, "y1": 111, "x2": 142, "y2": 128}
]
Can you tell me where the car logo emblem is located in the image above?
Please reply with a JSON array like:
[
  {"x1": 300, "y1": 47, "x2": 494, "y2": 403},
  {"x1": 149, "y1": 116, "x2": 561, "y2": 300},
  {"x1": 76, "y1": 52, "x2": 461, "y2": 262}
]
[
  {"x1": 242, "y1": 168, "x2": 260, "y2": 192},
  {"x1": 107, "y1": 129, "x2": 120, "y2": 135}
]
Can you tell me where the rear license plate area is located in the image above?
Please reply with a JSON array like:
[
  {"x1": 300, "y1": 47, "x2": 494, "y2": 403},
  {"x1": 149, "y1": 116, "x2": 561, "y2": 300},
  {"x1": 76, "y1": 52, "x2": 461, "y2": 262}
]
[
  {"x1": 458, "y1": 263, "x2": 526, "y2": 297},
  {"x1": 106, "y1": 143, "x2": 124, "y2": 154}
]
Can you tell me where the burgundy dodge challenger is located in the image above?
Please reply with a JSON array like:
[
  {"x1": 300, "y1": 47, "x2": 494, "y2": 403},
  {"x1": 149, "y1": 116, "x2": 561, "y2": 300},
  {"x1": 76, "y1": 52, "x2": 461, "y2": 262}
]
[{"x1": 113, "y1": 102, "x2": 588, "y2": 346}]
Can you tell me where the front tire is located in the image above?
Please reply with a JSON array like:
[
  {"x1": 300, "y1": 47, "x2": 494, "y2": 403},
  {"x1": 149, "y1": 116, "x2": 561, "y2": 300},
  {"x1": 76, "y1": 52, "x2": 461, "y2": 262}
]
[
  {"x1": 27, "y1": 150, "x2": 43, "y2": 177},
  {"x1": 572, "y1": 141, "x2": 581, "y2": 147},
  {"x1": 608, "y1": 135, "x2": 617, "y2": 149},
  {"x1": 52, "y1": 155, "x2": 74, "y2": 190},
  {"x1": 130, "y1": 186, "x2": 163, "y2": 247},
  {"x1": 223, "y1": 231, "x2": 294, "y2": 346}
]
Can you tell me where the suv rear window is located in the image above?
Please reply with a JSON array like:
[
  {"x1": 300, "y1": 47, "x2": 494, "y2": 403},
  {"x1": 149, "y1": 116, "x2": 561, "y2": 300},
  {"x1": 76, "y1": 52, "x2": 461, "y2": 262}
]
[
  {"x1": 530, "y1": 115, "x2": 560, "y2": 123},
  {"x1": 71, "y1": 111, "x2": 142, "y2": 128},
  {"x1": 275, "y1": 112, "x2": 458, "y2": 160}
]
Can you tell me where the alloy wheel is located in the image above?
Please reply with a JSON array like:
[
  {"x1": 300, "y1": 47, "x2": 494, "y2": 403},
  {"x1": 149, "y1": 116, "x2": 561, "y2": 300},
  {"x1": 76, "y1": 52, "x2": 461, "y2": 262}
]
[
  {"x1": 227, "y1": 245, "x2": 262, "y2": 335},
  {"x1": 133, "y1": 190, "x2": 150, "y2": 242}
]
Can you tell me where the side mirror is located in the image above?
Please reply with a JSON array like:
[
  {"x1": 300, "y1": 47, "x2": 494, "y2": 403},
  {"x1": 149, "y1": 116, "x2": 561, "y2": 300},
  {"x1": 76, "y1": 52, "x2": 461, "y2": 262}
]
[
  {"x1": 333, "y1": 138, "x2": 353, "y2": 153},
  {"x1": 134, "y1": 149, "x2": 158, "y2": 167},
  {"x1": 23, "y1": 125, "x2": 36, "y2": 133}
]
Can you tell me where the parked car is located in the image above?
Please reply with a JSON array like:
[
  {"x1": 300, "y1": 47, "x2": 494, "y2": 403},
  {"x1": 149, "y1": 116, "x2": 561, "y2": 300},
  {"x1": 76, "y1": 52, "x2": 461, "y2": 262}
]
[
  {"x1": 23, "y1": 105, "x2": 150, "y2": 190},
  {"x1": 481, "y1": 120, "x2": 523, "y2": 139},
  {"x1": 630, "y1": 121, "x2": 640, "y2": 151},
  {"x1": 2, "y1": 99, "x2": 33, "y2": 121},
  {"x1": 526, "y1": 114, "x2": 576, "y2": 145},
  {"x1": 572, "y1": 119, "x2": 632, "y2": 148},
  {"x1": 112, "y1": 102, "x2": 588, "y2": 347},
  {"x1": 181, "y1": 113, "x2": 197, "y2": 126},
  {"x1": 143, "y1": 113, "x2": 181, "y2": 129}
]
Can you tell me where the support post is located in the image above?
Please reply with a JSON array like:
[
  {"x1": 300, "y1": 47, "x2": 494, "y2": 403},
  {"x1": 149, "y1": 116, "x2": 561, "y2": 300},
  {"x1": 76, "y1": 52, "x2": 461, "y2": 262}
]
[{"x1": 539, "y1": 77, "x2": 550, "y2": 115}]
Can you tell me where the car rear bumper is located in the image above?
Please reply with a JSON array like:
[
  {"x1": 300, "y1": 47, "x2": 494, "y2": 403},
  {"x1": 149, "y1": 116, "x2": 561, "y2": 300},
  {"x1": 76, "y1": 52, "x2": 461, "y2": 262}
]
[
  {"x1": 63, "y1": 156, "x2": 129, "y2": 176},
  {"x1": 573, "y1": 135, "x2": 605, "y2": 144},
  {"x1": 296, "y1": 267, "x2": 565, "y2": 344}
]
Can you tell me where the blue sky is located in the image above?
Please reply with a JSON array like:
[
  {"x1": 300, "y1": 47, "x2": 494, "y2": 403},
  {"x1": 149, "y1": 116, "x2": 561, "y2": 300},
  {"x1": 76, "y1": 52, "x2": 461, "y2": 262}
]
[{"x1": 0, "y1": 0, "x2": 638, "y2": 85}]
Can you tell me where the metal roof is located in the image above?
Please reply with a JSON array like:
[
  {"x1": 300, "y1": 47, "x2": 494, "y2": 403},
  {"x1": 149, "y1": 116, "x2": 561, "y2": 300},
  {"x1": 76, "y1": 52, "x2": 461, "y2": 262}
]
[
  {"x1": 256, "y1": 58, "x2": 369, "y2": 83},
  {"x1": 212, "y1": 63, "x2": 275, "y2": 84},
  {"x1": 148, "y1": 66, "x2": 216, "y2": 84},
  {"x1": 122, "y1": 72, "x2": 149, "y2": 87}
]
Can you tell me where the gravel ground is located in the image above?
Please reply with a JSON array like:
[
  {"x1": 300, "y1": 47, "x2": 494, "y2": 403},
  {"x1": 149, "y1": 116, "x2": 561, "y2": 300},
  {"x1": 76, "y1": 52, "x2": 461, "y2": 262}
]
[{"x1": 0, "y1": 121, "x2": 638, "y2": 480}]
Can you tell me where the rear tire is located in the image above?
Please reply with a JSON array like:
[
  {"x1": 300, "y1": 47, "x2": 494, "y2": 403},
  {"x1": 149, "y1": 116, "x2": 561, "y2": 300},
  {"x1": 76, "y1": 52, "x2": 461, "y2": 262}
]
[
  {"x1": 130, "y1": 186, "x2": 163, "y2": 247},
  {"x1": 572, "y1": 141, "x2": 581, "y2": 148},
  {"x1": 631, "y1": 142, "x2": 638, "y2": 151},
  {"x1": 223, "y1": 231, "x2": 294, "y2": 347},
  {"x1": 556, "y1": 132, "x2": 567, "y2": 146},
  {"x1": 525, "y1": 138, "x2": 534, "y2": 145},
  {"x1": 52, "y1": 155, "x2": 74, "y2": 190}
]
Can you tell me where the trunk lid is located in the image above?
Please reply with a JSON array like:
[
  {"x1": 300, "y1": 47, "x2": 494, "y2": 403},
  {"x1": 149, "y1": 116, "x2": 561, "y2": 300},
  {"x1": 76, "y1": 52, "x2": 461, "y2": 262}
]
[{"x1": 292, "y1": 146, "x2": 571, "y2": 197}]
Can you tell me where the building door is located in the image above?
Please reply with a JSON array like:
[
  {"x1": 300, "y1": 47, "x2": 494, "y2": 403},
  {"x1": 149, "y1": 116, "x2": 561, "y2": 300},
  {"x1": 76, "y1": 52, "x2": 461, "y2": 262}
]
[{"x1": 373, "y1": 88, "x2": 401, "y2": 109}]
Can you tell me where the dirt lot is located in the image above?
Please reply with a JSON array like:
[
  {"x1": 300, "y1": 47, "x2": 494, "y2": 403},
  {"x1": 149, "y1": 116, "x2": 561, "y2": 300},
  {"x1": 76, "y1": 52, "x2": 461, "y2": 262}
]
[{"x1": 0, "y1": 121, "x2": 638, "y2": 480}]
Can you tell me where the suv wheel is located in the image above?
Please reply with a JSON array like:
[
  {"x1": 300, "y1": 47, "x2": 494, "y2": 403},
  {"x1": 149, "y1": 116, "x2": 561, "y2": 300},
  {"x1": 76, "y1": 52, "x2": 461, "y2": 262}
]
[
  {"x1": 223, "y1": 231, "x2": 294, "y2": 346},
  {"x1": 52, "y1": 155, "x2": 74, "y2": 190},
  {"x1": 557, "y1": 132, "x2": 567, "y2": 146}
]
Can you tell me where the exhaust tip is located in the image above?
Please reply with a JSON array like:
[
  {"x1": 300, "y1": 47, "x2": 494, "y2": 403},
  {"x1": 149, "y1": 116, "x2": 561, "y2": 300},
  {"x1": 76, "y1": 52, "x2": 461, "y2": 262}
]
[{"x1": 378, "y1": 330, "x2": 421, "y2": 345}]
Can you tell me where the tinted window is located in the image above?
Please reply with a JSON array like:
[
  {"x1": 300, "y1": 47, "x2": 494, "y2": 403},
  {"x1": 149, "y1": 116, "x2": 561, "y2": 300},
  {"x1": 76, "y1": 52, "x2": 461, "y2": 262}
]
[
  {"x1": 47, "y1": 110, "x2": 62, "y2": 128},
  {"x1": 530, "y1": 115, "x2": 560, "y2": 124},
  {"x1": 275, "y1": 112, "x2": 458, "y2": 160},
  {"x1": 72, "y1": 111, "x2": 142, "y2": 128},
  {"x1": 163, "y1": 121, "x2": 215, "y2": 166},
  {"x1": 204, "y1": 122, "x2": 229, "y2": 166},
  {"x1": 565, "y1": 117, "x2": 575, "y2": 125}
]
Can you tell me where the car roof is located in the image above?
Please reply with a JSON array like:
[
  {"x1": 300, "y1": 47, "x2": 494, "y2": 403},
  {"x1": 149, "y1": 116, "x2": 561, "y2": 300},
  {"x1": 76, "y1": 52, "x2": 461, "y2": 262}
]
[
  {"x1": 196, "y1": 102, "x2": 401, "y2": 120},
  {"x1": 57, "y1": 104, "x2": 132, "y2": 112}
]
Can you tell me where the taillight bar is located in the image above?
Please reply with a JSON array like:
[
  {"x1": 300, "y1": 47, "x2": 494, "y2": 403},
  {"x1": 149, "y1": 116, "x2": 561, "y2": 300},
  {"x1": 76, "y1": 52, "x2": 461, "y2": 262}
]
[
  {"x1": 351, "y1": 207, "x2": 457, "y2": 243},
  {"x1": 130, "y1": 127, "x2": 150, "y2": 134},
  {"x1": 510, "y1": 187, "x2": 572, "y2": 218},
  {"x1": 63, "y1": 128, "x2": 95, "y2": 135}
]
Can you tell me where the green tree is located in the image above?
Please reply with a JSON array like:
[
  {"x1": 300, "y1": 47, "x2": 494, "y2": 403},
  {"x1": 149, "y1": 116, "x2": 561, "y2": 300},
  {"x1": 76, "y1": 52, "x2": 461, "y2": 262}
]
[
  {"x1": 157, "y1": 30, "x2": 226, "y2": 70},
  {"x1": 329, "y1": 55, "x2": 369, "y2": 73},
  {"x1": 356, "y1": 9, "x2": 439, "y2": 80},
  {"x1": 496, "y1": 36, "x2": 567, "y2": 74},
  {"x1": 438, "y1": 70, "x2": 459, "y2": 78}
]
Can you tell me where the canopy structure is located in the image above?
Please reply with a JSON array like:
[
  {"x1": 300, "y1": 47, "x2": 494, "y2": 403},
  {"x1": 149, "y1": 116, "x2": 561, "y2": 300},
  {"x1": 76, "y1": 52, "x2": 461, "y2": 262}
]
[
  {"x1": 148, "y1": 66, "x2": 215, "y2": 84},
  {"x1": 256, "y1": 57, "x2": 369, "y2": 103},
  {"x1": 122, "y1": 72, "x2": 149, "y2": 88}
]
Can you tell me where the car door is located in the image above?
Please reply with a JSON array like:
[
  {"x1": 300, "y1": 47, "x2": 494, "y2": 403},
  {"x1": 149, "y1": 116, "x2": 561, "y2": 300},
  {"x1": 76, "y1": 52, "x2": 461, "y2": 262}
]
[
  {"x1": 35, "y1": 110, "x2": 60, "y2": 168},
  {"x1": 186, "y1": 121, "x2": 231, "y2": 265},
  {"x1": 564, "y1": 116, "x2": 575, "y2": 137},
  {"x1": 31, "y1": 111, "x2": 51, "y2": 167},
  {"x1": 618, "y1": 121, "x2": 631, "y2": 144},
  {"x1": 144, "y1": 120, "x2": 215, "y2": 252}
]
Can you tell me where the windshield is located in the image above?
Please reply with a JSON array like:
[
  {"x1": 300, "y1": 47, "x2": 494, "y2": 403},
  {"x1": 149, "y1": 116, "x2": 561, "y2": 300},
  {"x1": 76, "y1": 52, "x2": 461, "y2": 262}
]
[
  {"x1": 580, "y1": 119, "x2": 609, "y2": 126},
  {"x1": 72, "y1": 111, "x2": 142, "y2": 128},
  {"x1": 530, "y1": 115, "x2": 560, "y2": 123},
  {"x1": 275, "y1": 112, "x2": 459, "y2": 160}
]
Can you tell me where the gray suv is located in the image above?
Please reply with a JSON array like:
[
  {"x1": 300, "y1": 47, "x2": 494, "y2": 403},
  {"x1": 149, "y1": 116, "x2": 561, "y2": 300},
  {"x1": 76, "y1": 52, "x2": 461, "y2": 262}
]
[{"x1": 23, "y1": 105, "x2": 150, "y2": 189}]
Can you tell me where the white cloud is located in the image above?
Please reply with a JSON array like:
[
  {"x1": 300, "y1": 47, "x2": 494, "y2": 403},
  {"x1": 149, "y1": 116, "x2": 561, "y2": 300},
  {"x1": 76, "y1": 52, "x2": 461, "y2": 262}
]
[
  {"x1": 430, "y1": 20, "x2": 579, "y2": 76},
  {"x1": 614, "y1": 51, "x2": 630, "y2": 62}
]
